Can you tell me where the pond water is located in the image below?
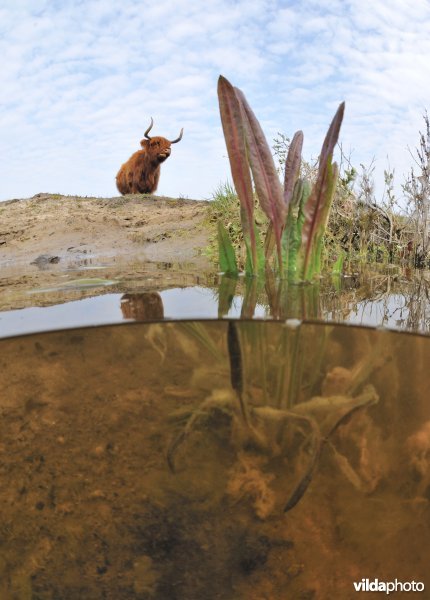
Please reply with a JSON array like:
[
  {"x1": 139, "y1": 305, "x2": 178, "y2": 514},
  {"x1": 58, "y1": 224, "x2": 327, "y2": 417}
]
[
  {"x1": 2, "y1": 262, "x2": 430, "y2": 337},
  {"x1": 2, "y1": 260, "x2": 430, "y2": 598},
  {"x1": 0, "y1": 320, "x2": 429, "y2": 598}
]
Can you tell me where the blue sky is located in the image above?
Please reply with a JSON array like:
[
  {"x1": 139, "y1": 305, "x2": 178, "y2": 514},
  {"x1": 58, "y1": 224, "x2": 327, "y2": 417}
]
[{"x1": 1, "y1": 0, "x2": 430, "y2": 202}]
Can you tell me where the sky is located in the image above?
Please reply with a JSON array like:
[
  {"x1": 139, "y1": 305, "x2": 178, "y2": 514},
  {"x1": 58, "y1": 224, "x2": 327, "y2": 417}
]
[{"x1": 1, "y1": 0, "x2": 430, "y2": 202}]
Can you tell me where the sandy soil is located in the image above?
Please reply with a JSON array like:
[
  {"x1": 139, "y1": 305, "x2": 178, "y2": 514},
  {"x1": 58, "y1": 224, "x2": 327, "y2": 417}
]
[
  {"x1": 0, "y1": 193, "x2": 212, "y2": 267},
  {"x1": 0, "y1": 193, "x2": 215, "y2": 311}
]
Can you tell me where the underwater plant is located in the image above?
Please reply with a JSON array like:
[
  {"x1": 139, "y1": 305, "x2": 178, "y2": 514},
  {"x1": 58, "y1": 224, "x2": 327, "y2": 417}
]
[
  {"x1": 217, "y1": 75, "x2": 344, "y2": 281},
  {"x1": 167, "y1": 320, "x2": 382, "y2": 516}
]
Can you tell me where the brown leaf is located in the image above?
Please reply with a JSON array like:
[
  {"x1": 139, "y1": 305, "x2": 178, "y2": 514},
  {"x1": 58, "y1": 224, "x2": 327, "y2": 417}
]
[
  {"x1": 284, "y1": 130, "x2": 304, "y2": 207},
  {"x1": 301, "y1": 103, "x2": 345, "y2": 278},
  {"x1": 218, "y1": 76, "x2": 256, "y2": 264},
  {"x1": 234, "y1": 86, "x2": 285, "y2": 271}
]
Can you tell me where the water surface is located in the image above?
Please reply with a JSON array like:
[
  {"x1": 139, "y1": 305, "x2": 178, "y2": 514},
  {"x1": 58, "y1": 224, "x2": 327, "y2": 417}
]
[{"x1": 2, "y1": 263, "x2": 430, "y2": 337}]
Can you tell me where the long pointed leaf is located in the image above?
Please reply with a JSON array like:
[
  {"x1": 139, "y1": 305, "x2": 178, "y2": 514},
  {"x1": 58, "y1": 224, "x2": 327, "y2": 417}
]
[
  {"x1": 234, "y1": 87, "x2": 285, "y2": 274},
  {"x1": 332, "y1": 248, "x2": 345, "y2": 276},
  {"x1": 284, "y1": 130, "x2": 304, "y2": 207},
  {"x1": 227, "y1": 321, "x2": 251, "y2": 425},
  {"x1": 241, "y1": 277, "x2": 259, "y2": 319},
  {"x1": 301, "y1": 103, "x2": 345, "y2": 279},
  {"x1": 264, "y1": 222, "x2": 275, "y2": 266},
  {"x1": 319, "y1": 102, "x2": 345, "y2": 173},
  {"x1": 218, "y1": 274, "x2": 238, "y2": 317},
  {"x1": 217, "y1": 221, "x2": 238, "y2": 275},
  {"x1": 218, "y1": 76, "x2": 257, "y2": 271},
  {"x1": 283, "y1": 178, "x2": 311, "y2": 278},
  {"x1": 264, "y1": 268, "x2": 278, "y2": 317},
  {"x1": 243, "y1": 225, "x2": 265, "y2": 277},
  {"x1": 254, "y1": 222, "x2": 266, "y2": 275},
  {"x1": 308, "y1": 162, "x2": 339, "y2": 277}
]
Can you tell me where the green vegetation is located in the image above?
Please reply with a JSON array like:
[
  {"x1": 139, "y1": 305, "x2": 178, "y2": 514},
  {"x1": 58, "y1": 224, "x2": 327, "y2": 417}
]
[
  {"x1": 206, "y1": 181, "x2": 268, "y2": 267},
  {"x1": 212, "y1": 77, "x2": 430, "y2": 276},
  {"x1": 216, "y1": 75, "x2": 344, "y2": 281},
  {"x1": 167, "y1": 319, "x2": 382, "y2": 514}
]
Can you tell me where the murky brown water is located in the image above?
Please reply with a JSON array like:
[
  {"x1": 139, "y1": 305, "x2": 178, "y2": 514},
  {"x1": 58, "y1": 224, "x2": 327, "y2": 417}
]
[{"x1": 1, "y1": 320, "x2": 429, "y2": 599}]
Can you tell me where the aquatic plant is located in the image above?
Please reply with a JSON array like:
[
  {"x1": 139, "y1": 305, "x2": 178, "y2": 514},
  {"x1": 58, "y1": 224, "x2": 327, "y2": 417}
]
[
  {"x1": 167, "y1": 320, "x2": 383, "y2": 516},
  {"x1": 217, "y1": 75, "x2": 344, "y2": 281},
  {"x1": 213, "y1": 104, "x2": 430, "y2": 272}
]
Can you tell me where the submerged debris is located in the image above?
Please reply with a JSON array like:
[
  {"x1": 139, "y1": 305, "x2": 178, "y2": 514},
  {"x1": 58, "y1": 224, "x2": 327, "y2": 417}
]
[
  {"x1": 167, "y1": 321, "x2": 380, "y2": 516},
  {"x1": 227, "y1": 452, "x2": 276, "y2": 519}
]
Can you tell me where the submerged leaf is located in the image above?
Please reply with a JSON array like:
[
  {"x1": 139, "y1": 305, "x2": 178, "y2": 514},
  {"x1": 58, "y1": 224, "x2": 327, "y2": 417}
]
[
  {"x1": 227, "y1": 321, "x2": 252, "y2": 427},
  {"x1": 179, "y1": 323, "x2": 224, "y2": 362},
  {"x1": 284, "y1": 384, "x2": 378, "y2": 512},
  {"x1": 283, "y1": 418, "x2": 321, "y2": 512},
  {"x1": 31, "y1": 278, "x2": 118, "y2": 292},
  {"x1": 329, "y1": 444, "x2": 364, "y2": 491},
  {"x1": 227, "y1": 321, "x2": 243, "y2": 396}
]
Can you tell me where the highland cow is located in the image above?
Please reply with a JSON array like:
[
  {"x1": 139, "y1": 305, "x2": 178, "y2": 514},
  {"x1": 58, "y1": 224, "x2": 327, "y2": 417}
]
[{"x1": 116, "y1": 119, "x2": 183, "y2": 195}]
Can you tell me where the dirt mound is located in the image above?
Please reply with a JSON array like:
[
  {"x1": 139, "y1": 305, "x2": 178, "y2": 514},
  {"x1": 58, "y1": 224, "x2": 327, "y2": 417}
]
[
  {"x1": 0, "y1": 193, "x2": 212, "y2": 268},
  {"x1": 0, "y1": 194, "x2": 215, "y2": 312}
]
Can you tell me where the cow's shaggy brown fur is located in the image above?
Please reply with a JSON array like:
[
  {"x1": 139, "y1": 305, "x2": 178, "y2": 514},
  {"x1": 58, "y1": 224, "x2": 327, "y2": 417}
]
[{"x1": 116, "y1": 119, "x2": 183, "y2": 195}]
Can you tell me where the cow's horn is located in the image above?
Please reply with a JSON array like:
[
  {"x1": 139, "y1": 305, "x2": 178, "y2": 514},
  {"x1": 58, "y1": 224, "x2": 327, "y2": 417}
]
[
  {"x1": 144, "y1": 118, "x2": 154, "y2": 140},
  {"x1": 170, "y1": 128, "x2": 184, "y2": 144}
]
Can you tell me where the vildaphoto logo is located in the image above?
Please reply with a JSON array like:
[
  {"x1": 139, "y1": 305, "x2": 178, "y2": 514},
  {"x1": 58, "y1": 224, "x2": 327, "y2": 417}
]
[{"x1": 353, "y1": 579, "x2": 425, "y2": 594}]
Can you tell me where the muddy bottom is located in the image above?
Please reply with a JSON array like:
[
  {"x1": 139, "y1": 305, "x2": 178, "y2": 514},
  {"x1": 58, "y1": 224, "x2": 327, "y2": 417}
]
[{"x1": 1, "y1": 321, "x2": 430, "y2": 599}]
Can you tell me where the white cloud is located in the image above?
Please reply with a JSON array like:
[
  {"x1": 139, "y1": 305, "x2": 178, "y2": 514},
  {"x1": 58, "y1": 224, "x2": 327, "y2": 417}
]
[{"x1": 1, "y1": 0, "x2": 430, "y2": 202}]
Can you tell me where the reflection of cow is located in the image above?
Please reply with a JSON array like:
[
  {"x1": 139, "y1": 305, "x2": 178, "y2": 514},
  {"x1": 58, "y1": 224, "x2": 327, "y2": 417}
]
[
  {"x1": 116, "y1": 119, "x2": 183, "y2": 195},
  {"x1": 120, "y1": 292, "x2": 164, "y2": 321}
]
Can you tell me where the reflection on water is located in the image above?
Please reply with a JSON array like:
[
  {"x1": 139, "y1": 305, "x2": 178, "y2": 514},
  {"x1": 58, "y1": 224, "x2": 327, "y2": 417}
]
[
  {"x1": 120, "y1": 293, "x2": 164, "y2": 321},
  {"x1": 1, "y1": 320, "x2": 429, "y2": 598},
  {"x1": 3, "y1": 266, "x2": 430, "y2": 338}
]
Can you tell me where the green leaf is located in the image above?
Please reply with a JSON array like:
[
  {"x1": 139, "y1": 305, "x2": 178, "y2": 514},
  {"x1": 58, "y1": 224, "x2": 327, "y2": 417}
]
[
  {"x1": 332, "y1": 248, "x2": 345, "y2": 275},
  {"x1": 284, "y1": 178, "x2": 311, "y2": 278},
  {"x1": 244, "y1": 234, "x2": 253, "y2": 276},
  {"x1": 264, "y1": 222, "x2": 275, "y2": 267},
  {"x1": 307, "y1": 161, "x2": 339, "y2": 278},
  {"x1": 218, "y1": 274, "x2": 238, "y2": 317},
  {"x1": 301, "y1": 103, "x2": 345, "y2": 280},
  {"x1": 217, "y1": 221, "x2": 238, "y2": 274},
  {"x1": 241, "y1": 276, "x2": 259, "y2": 318},
  {"x1": 254, "y1": 222, "x2": 266, "y2": 275}
]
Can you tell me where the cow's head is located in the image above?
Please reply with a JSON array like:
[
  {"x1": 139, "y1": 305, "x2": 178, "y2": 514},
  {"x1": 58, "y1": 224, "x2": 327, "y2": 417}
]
[{"x1": 140, "y1": 118, "x2": 183, "y2": 163}]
